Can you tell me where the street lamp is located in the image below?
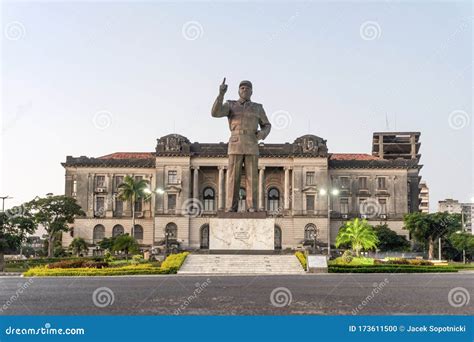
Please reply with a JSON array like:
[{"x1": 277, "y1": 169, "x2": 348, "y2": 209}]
[
  {"x1": 0, "y1": 196, "x2": 13, "y2": 212},
  {"x1": 319, "y1": 188, "x2": 339, "y2": 256}
]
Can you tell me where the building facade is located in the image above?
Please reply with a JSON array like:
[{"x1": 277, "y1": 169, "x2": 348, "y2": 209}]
[
  {"x1": 438, "y1": 198, "x2": 473, "y2": 234},
  {"x1": 62, "y1": 132, "x2": 422, "y2": 250}
]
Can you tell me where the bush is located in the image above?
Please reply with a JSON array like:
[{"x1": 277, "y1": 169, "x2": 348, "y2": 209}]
[
  {"x1": 385, "y1": 258, "x2": 410, "y2": 265},
  {"x1": 329, "y1": 265, "x2": 457, "y2": 273},
  {"x1": 24, "y1": 264, "x2": 166, "y2": 277},
  {"x1": 47, "y1": 259, "x2": 108, "y2": 269},
  {"x1": 342, "y1": 250, "x2": 353, "y2": 263},
  {"x1": 330, "y1": 256, "x2": 374, "y2": 266},
  {"x1": 295, "y1": 251, "x2": 307, "y2": 270},
  {"x1": 132, "y1": 255, "x2": 145, "y2": 265},
  {"x1": 160, "y1": 252, "x2": 189, "y2": 273},
  {"x1": 408, "y1": 259, "x2": 433, "y2": 266}
]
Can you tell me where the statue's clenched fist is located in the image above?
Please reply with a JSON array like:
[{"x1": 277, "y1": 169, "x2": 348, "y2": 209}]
[{"x1": 219, "y1": 77, "x2": 228, "y2": 95}]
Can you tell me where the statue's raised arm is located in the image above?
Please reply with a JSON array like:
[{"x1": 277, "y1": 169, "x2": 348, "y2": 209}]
[{"x1": 211, "y1": 78, "x2": 230, "y2": 118}]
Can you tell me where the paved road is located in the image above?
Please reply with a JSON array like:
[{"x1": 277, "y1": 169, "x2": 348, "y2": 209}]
[{"x1": 0, "y1": 273, "x2": 472, "y2": 315}]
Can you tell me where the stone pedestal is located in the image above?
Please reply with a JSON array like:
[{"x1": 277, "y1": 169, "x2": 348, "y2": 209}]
[
  {"x1": 307, "y1": 255, "x2": 328, "y2": 273},
  {"x1": 209, "y1": 217, "x2": 275, "y2": 250}
]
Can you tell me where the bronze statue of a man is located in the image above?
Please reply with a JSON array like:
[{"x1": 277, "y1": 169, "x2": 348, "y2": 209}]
[{"x1": 211, "y1": 78, "x2": 271, "y2": 212}]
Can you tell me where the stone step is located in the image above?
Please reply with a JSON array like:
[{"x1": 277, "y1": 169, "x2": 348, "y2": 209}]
[{"x1": 178, "y1": 254, "x2": 306, "y2": 275}]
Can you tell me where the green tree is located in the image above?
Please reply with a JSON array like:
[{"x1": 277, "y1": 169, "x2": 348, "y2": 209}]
[
  {"x1": 117, "y1": 176, "x2": 150, "y2": 239},
  {"x1": 69, "y1": 237, "x2": 89, "y2": 256},
  {"x1": 374, "y1": 224, "x2": 410, "y2": 252},
  {"x1": 404, "y1": 212, "x2": 461, "y2": 260},
  {"x1": 449, "y1": 232, "x2": 474, "y2": 263},
  {"x1": 26, "y1": 195, "x2": 85, "y2": 257},
  {"x1": 0, "y1": 207, "x2": 37, "y2": 272},
  {"x1": 112, "y1": 234, "x2": 139, "y2": 260},
  {"x1": 335, "y1": 218, "x2": 379, "y2": 256},
  {"x1": 98, "y1": 236, "x2": 117, "y2": 251}
]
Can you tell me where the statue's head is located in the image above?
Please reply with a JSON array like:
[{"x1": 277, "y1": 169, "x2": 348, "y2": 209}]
[{"x1": 238, "y1": 80, "x2": 253, "y2": 101}]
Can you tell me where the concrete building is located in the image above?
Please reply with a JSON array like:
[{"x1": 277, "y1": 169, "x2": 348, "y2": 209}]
[
  {"x1": 419, "y1": 181, "x2": 429, "y2": 213},
  {"x1": 438, "y1": 198, "x2": 473, "y2": 234},
  {"x1": 62, "y1": 132, "x2": 423, "y2": 250}
]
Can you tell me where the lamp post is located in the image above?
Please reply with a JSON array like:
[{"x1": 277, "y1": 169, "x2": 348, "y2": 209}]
[
  {"x1": 0, "y1": 196, "x2": 13, "y2": 212},
  {"x1": 320, "y1": 188, "x2": 339, "y2": 257}
]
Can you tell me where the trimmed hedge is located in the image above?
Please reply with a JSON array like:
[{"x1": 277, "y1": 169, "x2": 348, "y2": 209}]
[
  {"x1": 160, "y1": 252, "x2": 189, "y2": 273},
  {"x1": 24, "y1": 264, "x2": 169, "y2": 276},
  {"x1": 23, "y1": 252, "x2": 190, "y2": 277},
  {"x1": 329, "y1": 265, "x2": 457, "y2": 273},
  {"x1": 295, "y1": 251, "x2": 307, "y2": 270},
  {"x1": 47, "y1": 260, "x2": 108, "y2": 269}
]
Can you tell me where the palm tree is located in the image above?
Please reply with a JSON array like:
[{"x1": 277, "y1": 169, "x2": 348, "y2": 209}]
[
  {"x1": 336, "y1": 218, "x2": 379, "y2": 256},
  {"x1": 117, "y1": 176, "x2": 150, "y2": 240},
  {"x1": 69, "y1": 237, "x2": 88, "y2": 256}
]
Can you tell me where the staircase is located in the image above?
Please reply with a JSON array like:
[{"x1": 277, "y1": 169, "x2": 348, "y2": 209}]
[{"x1": 178, "y1": 254, "x2": 306, "y2": 275}]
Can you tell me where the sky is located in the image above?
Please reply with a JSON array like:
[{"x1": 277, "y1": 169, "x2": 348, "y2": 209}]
[{"x1": 1, "y1": 0, "x2": 472, "y2": 213}]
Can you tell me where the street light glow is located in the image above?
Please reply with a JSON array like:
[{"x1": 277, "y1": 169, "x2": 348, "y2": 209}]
[
  {"x1": 331, "y1": 189, "x2": 340, "y2": 196},
  {"x1": 319, "y1": 189, "x2": 327, "y2": 195},
  {"x1": 156, "y1": 188, "x2": 165, "y2": 194}
]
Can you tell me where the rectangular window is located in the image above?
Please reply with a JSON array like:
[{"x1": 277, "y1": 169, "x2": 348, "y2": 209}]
[
  {"x1": 168, "y1": 170, "x2": 178, "y2": 184},
  {"x1": 358, "y1": 177, "x2": 368, "y2": 190},
  {"x1": 306, "y1": 195, "x2": 315, "y2": 211},
  {"x1": 377, "y1": 177, "x2": 386, "y2": 190},
  {"x1": 134, "y1": 175, "x2": 143, "y2": 181},
  {"x1": 115, "y1": 176, "x2": 124, "y2": 190},
  {"x1": 95, "y1": 196, "x2": 105, "y2": 216},
  {"x1": 306, "y1": 172, "x2": 315, "y2": 185},
  {"x1": 168, "y1": 194, "x2": 177, "y2": 210},
  {"x1": 72, "y1": 180, "x2": 77, "y2": 195},
  {"x1": 134, "y1": 200, "x2": 143, "y2": 213},
  {"x1": 96, "y1": 175, "x2": 105, "y2": 188},
  {"x1": 115, "y1": 198, "x2": 123, "y2": 216},
  {"x1": 340, "y1": 177, "x2": 350, "y2": 189},
  {"x1": 340, "y1": 198, "x2": 349, "y2": 214},
  {"x1": 379, "y1": 198, "x2": 387, "y2": 214}
]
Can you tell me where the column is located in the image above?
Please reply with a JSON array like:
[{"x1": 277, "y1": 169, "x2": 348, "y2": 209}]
[
  {"x1": 192, "y1": 167, "x2": 199, "y2": 203},
  {"x1": 284, "y1": 167, "x2": 290, "y2": 210},
  {"x1": 258, "y1": 167, "x2": 265, "y2": 211},
  {"x1": 225, "y1": 167, "x2": 229, "y2": 210},
  {"x1": 218, "y1": 166, "x2": 225, "y2": 210}
]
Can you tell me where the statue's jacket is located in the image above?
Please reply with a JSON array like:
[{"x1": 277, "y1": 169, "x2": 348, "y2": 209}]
[{"x1": 225, "y1": 99, "x2": 271, "y2": 156}]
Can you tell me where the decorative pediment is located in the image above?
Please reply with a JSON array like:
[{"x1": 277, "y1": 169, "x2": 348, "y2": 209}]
[
  {"x1": 293, "y1": 135, "x2": 328, "y2": 157},
  {"x1": 156, "y1": 134, "x2": 191, "y2": 154}
]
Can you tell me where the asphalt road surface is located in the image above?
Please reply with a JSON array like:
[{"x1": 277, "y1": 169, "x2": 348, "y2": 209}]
[{"x1": 0, "y1": 273, "x2": 472, "y2": 315}]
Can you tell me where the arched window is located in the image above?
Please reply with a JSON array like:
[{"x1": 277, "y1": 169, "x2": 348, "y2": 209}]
[
  {"x1": 203, "y1": 187, "x2": 215, "y2": 211},
  {"x1": 112, "y1": 224, "x2": 124, "y2": 237},
  {"x1": 93, "y1": 224, "x2": 105, "y2": 243},
  {"x1": 238, "y1": 187, "x2": 246, "y2": 212},
  {"x1": 274, "y1": 225, "x2": 282, "y2": 250},
  {"x1": 268, "y1": 188, "x2": 280, "y2": 212},
  {"x1": 200, "y1": 224, "x2": 209, "y2": 249},
  {"x1": 304, "y1": 223, "x2": 318, "y2": 241},
  {"x1": 134, "y1": 225, "x2": 143, "y2": 240},
  {"x1": 165, "y1": 222, "x2": 178, "y2": 239}
]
